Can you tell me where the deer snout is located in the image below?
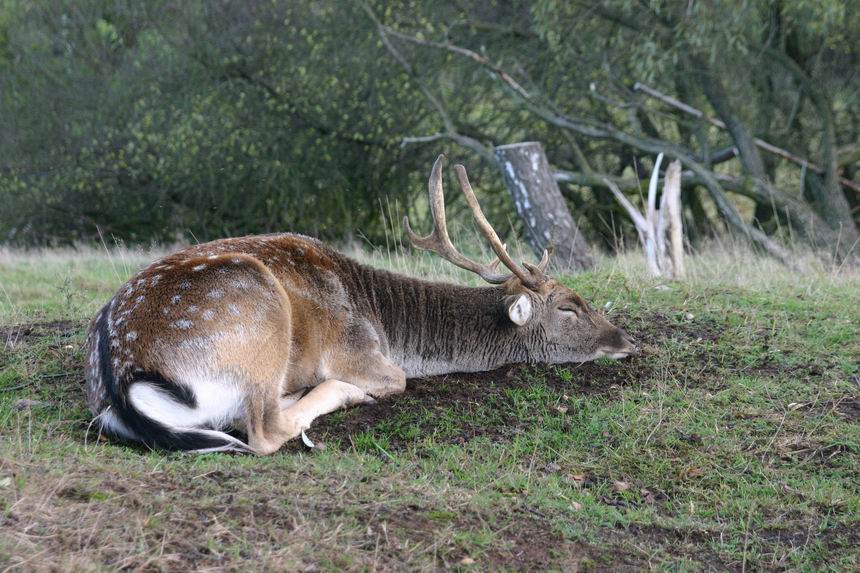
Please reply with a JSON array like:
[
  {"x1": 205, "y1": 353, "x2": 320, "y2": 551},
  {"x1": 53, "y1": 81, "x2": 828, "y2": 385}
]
[
  {"x1": 618, "y1": 328, "x2": 638, "y2": 356},
  {"x1": 599, "y1": 325, "x2": 638, "y2": 359}
]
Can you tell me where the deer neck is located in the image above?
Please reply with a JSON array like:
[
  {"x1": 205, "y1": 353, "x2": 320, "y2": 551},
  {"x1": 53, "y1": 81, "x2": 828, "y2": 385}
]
[{"x1": 348, "y1": 262, "x2": 530, "y2": 378}]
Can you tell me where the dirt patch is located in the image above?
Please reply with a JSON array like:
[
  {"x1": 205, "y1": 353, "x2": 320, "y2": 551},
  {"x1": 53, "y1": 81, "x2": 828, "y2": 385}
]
[
  {"x1": 1, "y1": 319, "x2": 82, "y2": 349},
  {"x1": 834, "y1": 396, "x2": 860, "y2": 423},
  {"x1": 286, "y1": 312, "x2": 723, "y2": 451},
  {"x1": 622, "y1": 524, "x2": 738, "y2": 572},
  {"x1": 283, "y1": 359, "x2": 646, "y2": 452},
  {"x1": 359, "y1": 504, "x2": 649, "y2": 572},
  {"x1": 757, "y1": 519, "x2": 860, "y2": 568}
]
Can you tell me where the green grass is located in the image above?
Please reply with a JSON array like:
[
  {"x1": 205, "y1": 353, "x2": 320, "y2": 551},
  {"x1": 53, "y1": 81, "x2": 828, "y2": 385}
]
[{"x1": 1, "y1": 245, "x2": 858, "y2": 571}]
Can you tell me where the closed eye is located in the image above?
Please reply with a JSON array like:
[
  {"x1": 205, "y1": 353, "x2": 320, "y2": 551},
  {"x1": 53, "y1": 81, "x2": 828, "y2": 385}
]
[{"x1": 558, "y1": 307, "x2": 579, "y2": 314}]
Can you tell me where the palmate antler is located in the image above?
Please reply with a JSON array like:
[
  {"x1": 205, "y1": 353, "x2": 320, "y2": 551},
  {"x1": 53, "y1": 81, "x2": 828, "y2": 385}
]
[{"x1": 404, "y1": 155, "x2": 550, "y2": 289}]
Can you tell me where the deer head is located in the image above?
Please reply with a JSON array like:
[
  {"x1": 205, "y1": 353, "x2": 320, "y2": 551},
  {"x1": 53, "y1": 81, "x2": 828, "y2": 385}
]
[{"x1": 404, "y1": 155, "x2": 637, "y2": 364}]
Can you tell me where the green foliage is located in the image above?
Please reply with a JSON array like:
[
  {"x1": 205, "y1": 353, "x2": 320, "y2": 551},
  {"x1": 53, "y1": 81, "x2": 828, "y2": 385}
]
[
  {"x1": 0, "y1": 1, "x2": 436, "y2": 244},
  {"x1": 1, "y1": 0, "x2": 858, "y2": 247}
]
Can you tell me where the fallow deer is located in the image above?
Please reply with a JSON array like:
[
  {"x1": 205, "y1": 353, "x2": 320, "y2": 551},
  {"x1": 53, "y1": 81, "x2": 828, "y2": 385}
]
[{"x1": 84, "y1": 155, "x2": 636, "y2": 454}]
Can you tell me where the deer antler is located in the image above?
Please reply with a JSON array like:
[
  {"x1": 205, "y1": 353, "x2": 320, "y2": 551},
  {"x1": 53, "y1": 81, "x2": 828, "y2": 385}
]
[
  {"x1": 404, "y1": 155, "x2": 549, "y2": 289},
  {"x1": 404, "y1": 156, "x2": 510, "y2": 284}
]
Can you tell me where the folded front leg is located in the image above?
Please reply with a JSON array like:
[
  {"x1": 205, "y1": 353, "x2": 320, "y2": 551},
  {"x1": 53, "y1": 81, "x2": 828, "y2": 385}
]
[{"x1": 280, "y1": 379, "x2": 372, "y2": 440}]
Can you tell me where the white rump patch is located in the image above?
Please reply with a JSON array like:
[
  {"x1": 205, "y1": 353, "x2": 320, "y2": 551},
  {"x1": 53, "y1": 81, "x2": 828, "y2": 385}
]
[
  {"x1": 128, "y1": 375, "x2": 244, "y2": 431},
  {"x1": 508, "y1": 294, "x2": 532, "y2": 326}
]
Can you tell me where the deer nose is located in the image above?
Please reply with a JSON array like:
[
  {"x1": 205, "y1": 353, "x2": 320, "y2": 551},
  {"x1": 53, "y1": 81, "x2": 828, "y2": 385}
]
[{"x1": 619, "y1": 328, "x2": 639, "y2": 355}]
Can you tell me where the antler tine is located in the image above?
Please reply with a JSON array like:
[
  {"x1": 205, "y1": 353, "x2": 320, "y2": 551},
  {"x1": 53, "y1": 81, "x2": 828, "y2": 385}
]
[
  {"x1": 404, "y1": 155, "x2": 512, "y2": 284},
  {"x1": 523, "y1": 247, "x2": 551, "y2": 275},
  {"x1": 453, "y1": 164, "x2": 549, "y2": 289}
]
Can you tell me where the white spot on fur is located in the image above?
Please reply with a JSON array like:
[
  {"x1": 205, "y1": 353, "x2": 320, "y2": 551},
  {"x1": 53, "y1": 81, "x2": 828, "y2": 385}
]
[
  {"x1": 179, "y1": 281, "x2": 191, "y2": 290},
  {"x1": 193, "y1": 264, "x2": 207, "y2": 272},
  {"x1": 227, "y1": 304, "x2": 241, "y2": 316},
  {"x1": 135, "y1": 295, "x2": 145, "y2": 304},
  {"x1": 151, "y1": 275, "x2": 162, "y2": 285},
  {"x1": 171, "y1": 295, "x2": 182, "y2": 305},
  {"x1": 202, "y1": 309, "x2": 215, "y2": 321},
  {"x1": 125, "y1": 331, "x2": 138, "y2": 341},
  {"x1": 162, "y1": 307, "x2": 170, "y2": 315},
  {"x1": 173, "y1": 319, "x2": 193, "y2": 330},
  {"x1": 208, "y1": 255, "x2": 219, "y2": 260},
  {"x1": 187, "y1": 305, "x2": 199, "y2": 313},
  {"x1": 207, "y1": 289, "x2": 224, "y2": 300}
]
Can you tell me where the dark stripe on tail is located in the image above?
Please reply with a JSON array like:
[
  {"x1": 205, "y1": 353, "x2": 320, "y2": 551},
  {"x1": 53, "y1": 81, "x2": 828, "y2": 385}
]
[{"x1": 95, "y1": 308, "x2": 247, "y2": 452}]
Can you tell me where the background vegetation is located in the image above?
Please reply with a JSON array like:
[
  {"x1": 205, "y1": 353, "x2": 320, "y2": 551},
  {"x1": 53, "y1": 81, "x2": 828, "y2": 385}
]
[{"x1": 1, "y1": 1, "x2": 859, "y2": 260}]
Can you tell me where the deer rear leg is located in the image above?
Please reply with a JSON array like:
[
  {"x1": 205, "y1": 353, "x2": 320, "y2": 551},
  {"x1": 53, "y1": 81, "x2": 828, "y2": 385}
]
[{"x1": 244, "y1": 387, "x2": 294, "y2": 455}]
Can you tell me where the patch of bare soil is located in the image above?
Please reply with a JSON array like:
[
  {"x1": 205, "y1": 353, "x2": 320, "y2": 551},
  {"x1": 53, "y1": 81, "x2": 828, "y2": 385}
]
[
  {"x1": 834, "y1": 396, "x2": 860, "y2": 423},
  {"x1": 359, "y1": 505, "x2": 655, "y2": 572},
  {"x1": 1, "y1": 319, "x2": 81, "y2": 350},
  {"x1": 286, "y1": 312, "x2": 723, "y2": 450},
  {"x1": 756, "y1": 518, "x2": 860, "y2": 569},
  {"x1": 622, "y1": 525, "x2": 738, "y2": 572}
]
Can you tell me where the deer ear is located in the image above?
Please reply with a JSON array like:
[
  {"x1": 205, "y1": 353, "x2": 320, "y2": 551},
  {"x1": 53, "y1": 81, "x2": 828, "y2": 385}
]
[{"x1": 507, "y1": 294, "x2": 532, "y2": 326}]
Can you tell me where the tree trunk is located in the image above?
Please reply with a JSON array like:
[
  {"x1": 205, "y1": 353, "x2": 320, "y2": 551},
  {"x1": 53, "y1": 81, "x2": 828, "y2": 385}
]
[
  {"x1": 695, "y1": 57, "x2": 858, "y2": 259},
  {"x1": 494, "y1": 141, "x2": 594, "y2": 271}
]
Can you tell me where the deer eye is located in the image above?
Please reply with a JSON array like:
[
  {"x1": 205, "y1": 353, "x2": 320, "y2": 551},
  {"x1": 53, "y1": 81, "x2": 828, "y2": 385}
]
[{"x1": 557, "y1": 306, "x2": 579, "y2": 315}]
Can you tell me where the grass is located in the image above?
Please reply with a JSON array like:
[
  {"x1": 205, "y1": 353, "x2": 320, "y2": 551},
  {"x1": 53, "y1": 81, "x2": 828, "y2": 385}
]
[{"x1": 1, "y1": 243, "x2": 859, "y2": 571}]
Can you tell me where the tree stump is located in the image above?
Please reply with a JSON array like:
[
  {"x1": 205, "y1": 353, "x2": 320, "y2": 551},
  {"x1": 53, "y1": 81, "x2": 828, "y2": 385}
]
[{"x1": 494, "y1": 142, "x2": 593, "y2": 271}]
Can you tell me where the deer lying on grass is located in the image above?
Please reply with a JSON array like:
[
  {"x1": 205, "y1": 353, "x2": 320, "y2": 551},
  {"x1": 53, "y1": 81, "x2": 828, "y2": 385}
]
[{"x1": 84, "y1": 156, "x2": 637, "y2": 454}]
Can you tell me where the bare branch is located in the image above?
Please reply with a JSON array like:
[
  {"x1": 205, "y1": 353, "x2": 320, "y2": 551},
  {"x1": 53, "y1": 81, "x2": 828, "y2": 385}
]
[
  {"x1": 362, "y1": 4, "x2": 495, "y2": 163},
  {"x1": 633, "y1": 82, "x2": 860, "y2": 193}
]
